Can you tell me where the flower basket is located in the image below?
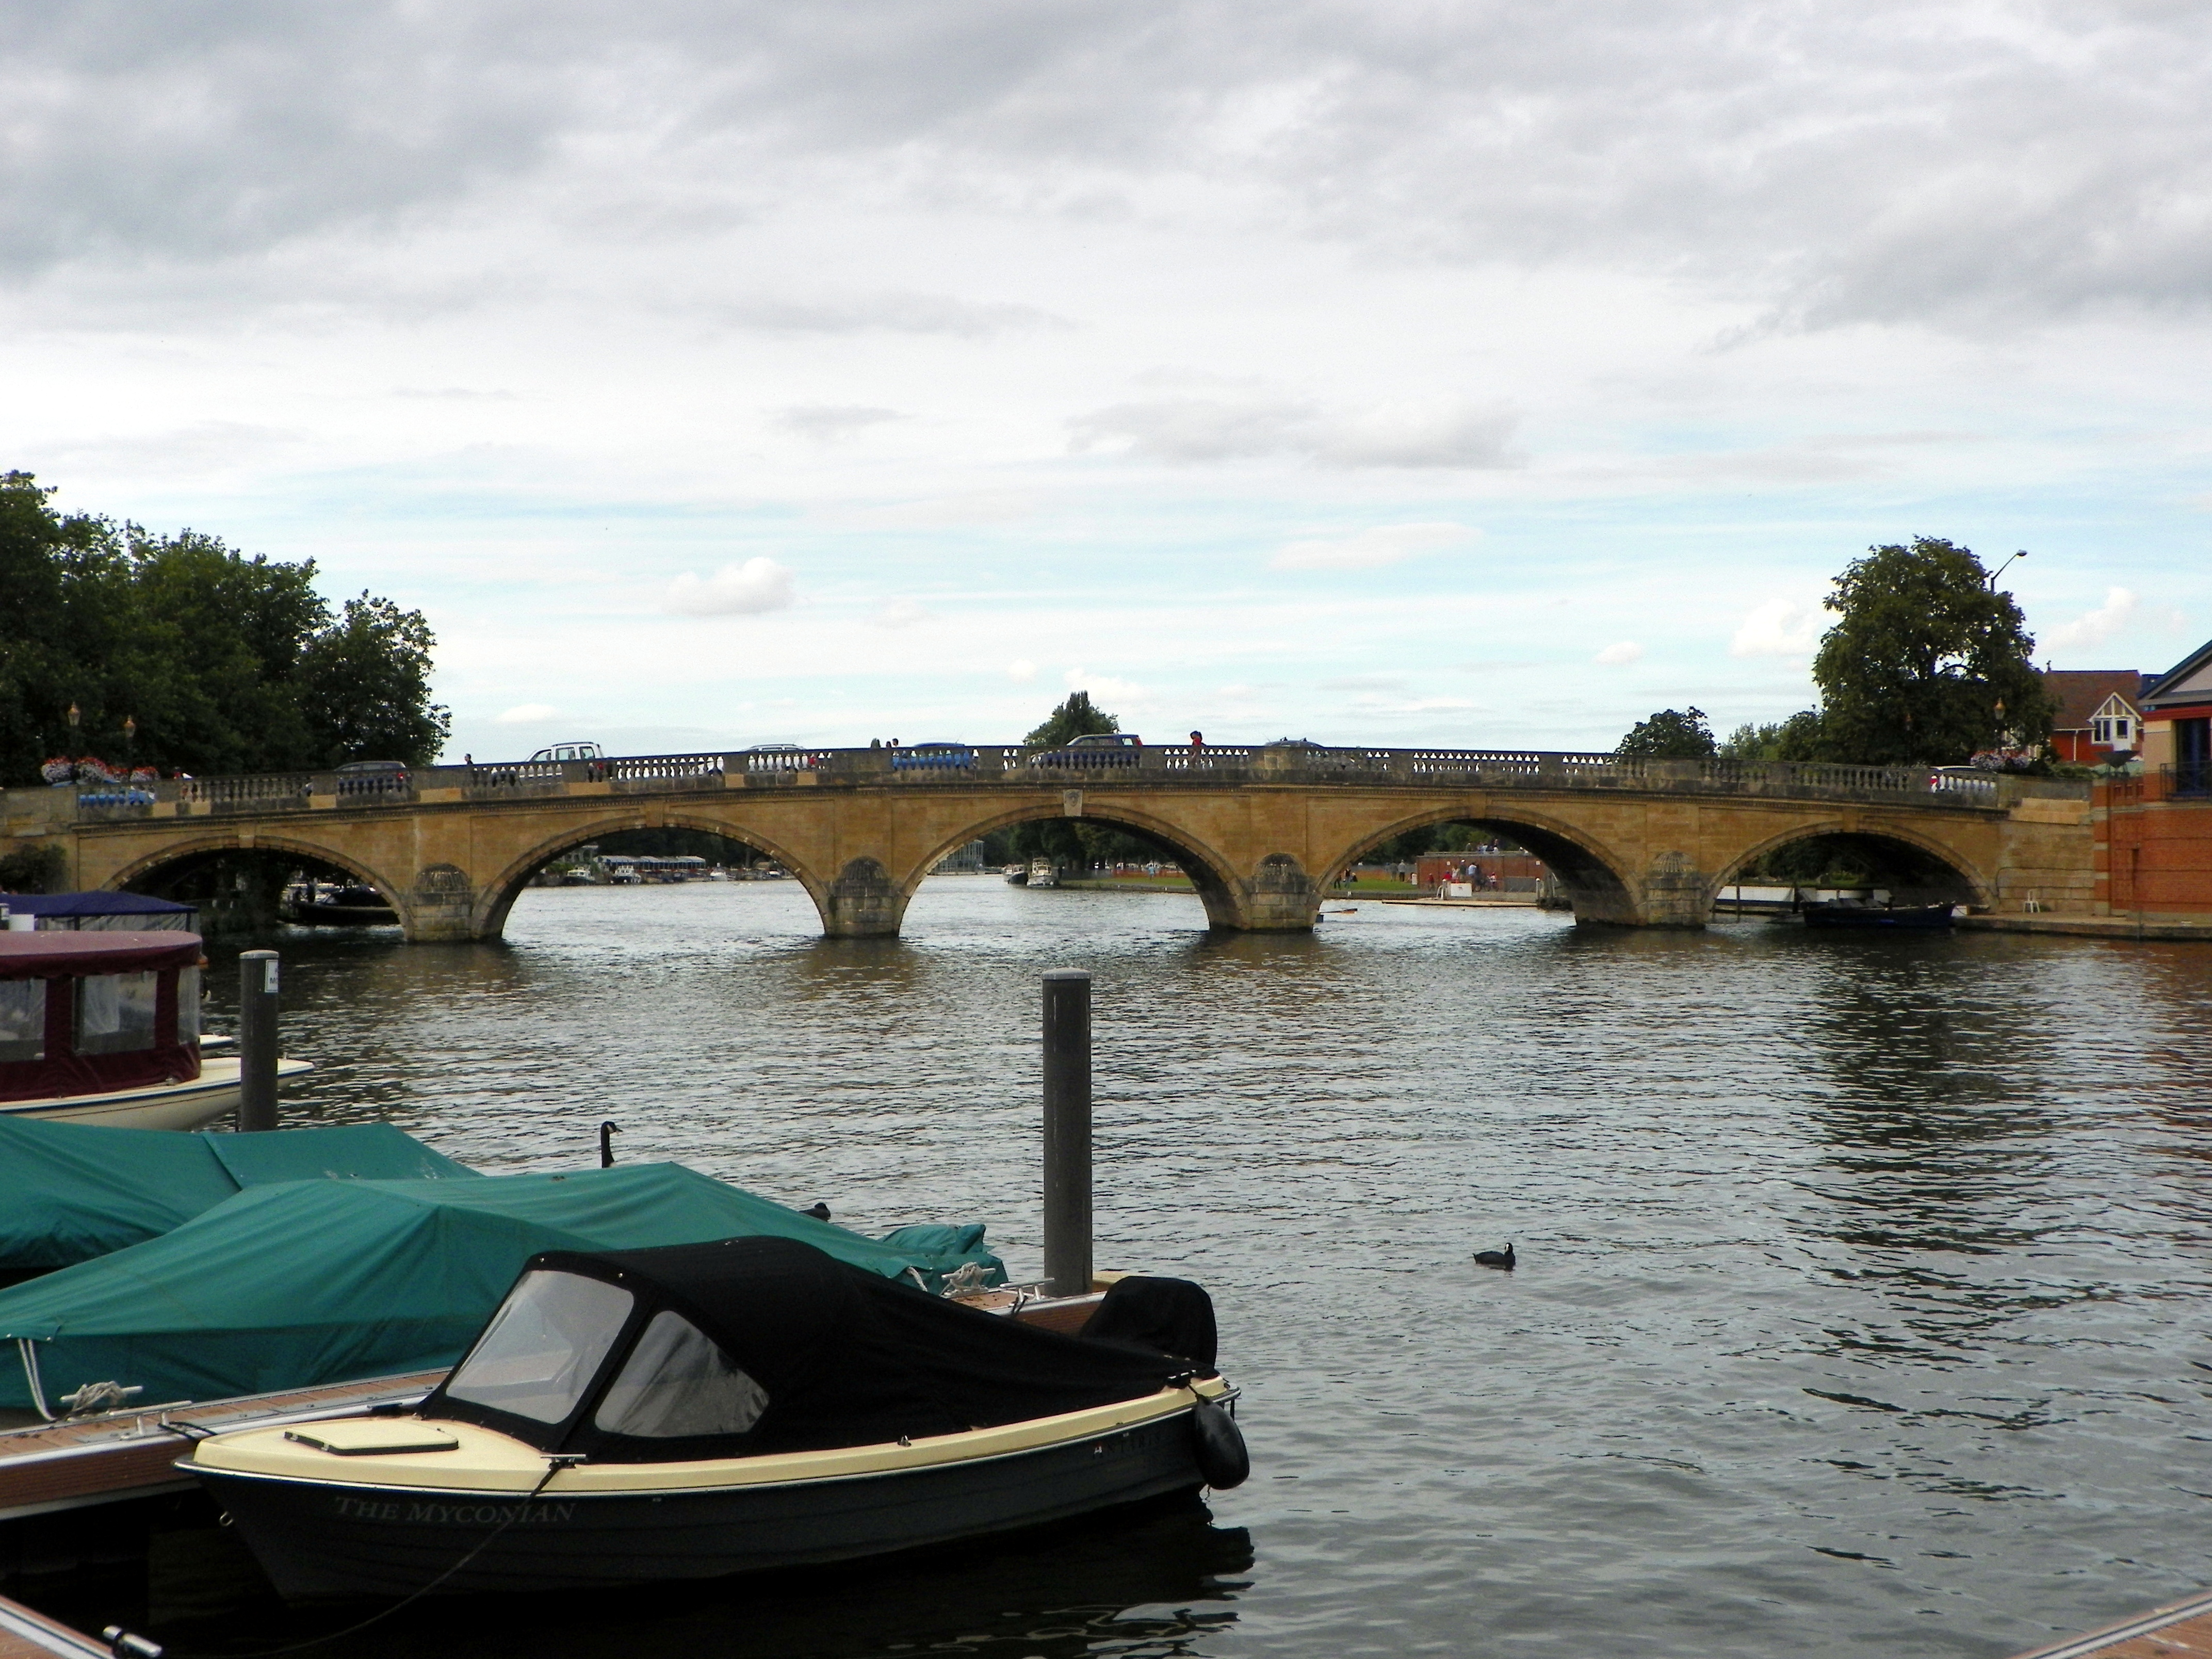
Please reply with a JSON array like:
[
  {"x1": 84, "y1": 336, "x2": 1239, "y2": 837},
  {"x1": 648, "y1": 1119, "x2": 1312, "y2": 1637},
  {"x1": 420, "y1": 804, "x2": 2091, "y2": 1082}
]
[
  {"x1": 74, "y1": 756, "x2": 120, "y2": 785},
  {"x1": 41, "y1": 758, "x2": 74, "y2": 786},
  {"x1": 128, "y1": 767, "x2": 158, "y2": 785}
]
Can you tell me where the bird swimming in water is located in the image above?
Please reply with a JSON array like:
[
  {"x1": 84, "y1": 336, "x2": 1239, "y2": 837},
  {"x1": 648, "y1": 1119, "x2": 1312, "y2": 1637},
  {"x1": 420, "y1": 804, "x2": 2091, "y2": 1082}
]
[
  {"x1": 803, "y1": 1201, "x2": 832, "y2": 1222},
  {"x1": 1473, "y1": 1242, "x2": 1516, "y2": 1270}
]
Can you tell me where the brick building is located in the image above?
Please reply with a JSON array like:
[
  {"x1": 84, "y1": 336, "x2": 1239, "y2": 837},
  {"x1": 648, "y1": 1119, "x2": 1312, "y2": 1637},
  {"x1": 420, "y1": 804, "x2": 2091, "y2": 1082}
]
[
  {"x1": 2095, "y1": 640, "x2": 2212, "y2": 917},
  {"x1": 2042, "y1": 669, "x2": 2149, "y2": 766}
]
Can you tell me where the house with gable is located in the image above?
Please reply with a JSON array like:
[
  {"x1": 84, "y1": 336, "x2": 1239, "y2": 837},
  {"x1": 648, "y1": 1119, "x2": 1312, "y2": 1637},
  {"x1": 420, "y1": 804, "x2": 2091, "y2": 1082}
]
[
  {"x1": 2095, "y1": 638, "x2": 2212, "y2": 918},
  {"x1": 2041, "y1": 669, "x2": 2149, "y2": 766}
]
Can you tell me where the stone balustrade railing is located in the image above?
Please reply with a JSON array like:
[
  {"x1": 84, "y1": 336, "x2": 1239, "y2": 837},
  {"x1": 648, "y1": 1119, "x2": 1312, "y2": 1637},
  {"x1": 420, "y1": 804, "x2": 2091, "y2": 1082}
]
[{"x1": 14, "y1": 746, "x2": 2093, "y2": 823}]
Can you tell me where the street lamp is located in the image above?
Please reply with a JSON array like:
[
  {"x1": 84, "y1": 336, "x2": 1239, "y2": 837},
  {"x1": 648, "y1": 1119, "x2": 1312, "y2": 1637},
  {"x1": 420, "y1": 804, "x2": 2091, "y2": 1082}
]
[
  {"x1": 66, "y1": 702, "x2": 79, "y2": 735},
  {"x1": 1988, "y1": 549, "x2": 2028, "y2": 588},
  {"x1": 122, "y1": 715, "x2": 136, "y2": 772}
]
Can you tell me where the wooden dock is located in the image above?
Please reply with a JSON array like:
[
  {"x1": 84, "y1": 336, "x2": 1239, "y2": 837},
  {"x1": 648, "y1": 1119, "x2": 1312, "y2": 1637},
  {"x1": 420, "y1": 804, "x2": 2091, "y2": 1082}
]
[{"x1": 2009, "y1": 1589, "x2": 2212, "y2": 1658}]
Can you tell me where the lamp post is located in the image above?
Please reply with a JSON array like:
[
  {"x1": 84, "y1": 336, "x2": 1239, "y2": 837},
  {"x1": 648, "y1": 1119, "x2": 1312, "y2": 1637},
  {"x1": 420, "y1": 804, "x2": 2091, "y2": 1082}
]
[
  {"x1": 1988, "y1": 549, "x2": 2028, "y2": 588},
  {"x1": 122, "y1": 714, "x2": 136, "y2": 773}
]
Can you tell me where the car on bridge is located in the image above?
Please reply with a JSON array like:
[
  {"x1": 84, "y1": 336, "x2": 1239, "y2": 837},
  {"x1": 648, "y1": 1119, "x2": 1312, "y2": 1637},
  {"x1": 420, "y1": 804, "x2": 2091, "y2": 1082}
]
[
  {"x1": 529, "y1": 742, "x2": 605, "y2": 763},
  {"x1": 333, "y1": 759, "x2": 411, "y2": 798},
  {"x1": 890, "y1": 742, "x2": 976, "y2": 771},
  {"x1": 1029, "y1": 733, "x2": 1143, "y2": 770}
]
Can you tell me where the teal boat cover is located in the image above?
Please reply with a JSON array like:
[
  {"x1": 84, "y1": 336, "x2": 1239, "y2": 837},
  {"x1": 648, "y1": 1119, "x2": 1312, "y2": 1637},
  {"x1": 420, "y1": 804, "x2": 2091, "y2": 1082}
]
[
  {"x1": 0, "y1": 1163, "x2": 1006, "y2": 1410},
  {"x1": 0, "y1": 1117, "x2": 479, "y2": 1273}
]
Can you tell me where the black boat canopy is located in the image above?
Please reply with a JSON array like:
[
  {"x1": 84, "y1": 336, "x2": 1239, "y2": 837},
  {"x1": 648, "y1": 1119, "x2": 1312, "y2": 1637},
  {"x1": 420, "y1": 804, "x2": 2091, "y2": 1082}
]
[{"x1": 422, "y1": 1236, "x2": 1209, "y2": 1463}]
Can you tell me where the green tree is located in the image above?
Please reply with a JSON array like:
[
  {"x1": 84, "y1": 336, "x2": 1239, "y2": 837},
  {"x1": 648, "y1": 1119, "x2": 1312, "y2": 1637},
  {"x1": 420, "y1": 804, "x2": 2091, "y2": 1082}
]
[
  {"x1": 1720, "y1": 711, "x2": 1828, "y2": 761},
  {"x1": 1811, "y1": 538, "x2": 2052, "y2": 765},
  {"x1": 297, "y1": 593, "x2": 451, "y2": 766},
  {"x1": 0, "y1": 470, "x2": 452, "y2": 783},
  {"x1": 1023, "y1": 690, "x2": 1119, "y2": 749},
  {"x1": 1616, "y1": 707, "x2": 1717, "y2": 759}
]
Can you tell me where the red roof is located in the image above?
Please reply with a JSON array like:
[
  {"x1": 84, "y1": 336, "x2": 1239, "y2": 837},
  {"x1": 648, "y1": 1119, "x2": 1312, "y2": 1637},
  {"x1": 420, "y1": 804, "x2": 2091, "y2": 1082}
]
[
  {"x1": 0, "y1": 930, "x2": 205, "y2": 980},
  {"x1": 2041, "y1": 670, "x2": 2143, "y2": 733}
]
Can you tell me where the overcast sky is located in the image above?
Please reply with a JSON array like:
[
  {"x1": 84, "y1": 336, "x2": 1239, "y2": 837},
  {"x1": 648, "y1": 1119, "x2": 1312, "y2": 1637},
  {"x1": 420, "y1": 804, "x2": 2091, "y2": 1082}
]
[{"x1": 5, "y1": 1, "x2": 2208, "y2": 758}]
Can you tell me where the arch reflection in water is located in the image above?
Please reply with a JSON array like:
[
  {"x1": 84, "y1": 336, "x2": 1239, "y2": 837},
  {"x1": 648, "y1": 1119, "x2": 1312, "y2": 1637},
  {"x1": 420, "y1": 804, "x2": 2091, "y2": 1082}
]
[{"x1": 141, "y1": 1498, "x2": 1253, "y2": 1659}]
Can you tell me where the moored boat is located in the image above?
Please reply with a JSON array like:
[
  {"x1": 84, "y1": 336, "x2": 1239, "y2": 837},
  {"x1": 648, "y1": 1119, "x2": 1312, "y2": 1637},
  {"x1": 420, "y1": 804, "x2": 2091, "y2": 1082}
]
[
  {"x1": 1801, "y1": 899, "x2": 1958, "y2": 930},
  {"x1": 187, "y1": 1236, "x2": 1244, "y2": 1599},
  {"x1": 0, "y1": 930, "x2": 311, "y2": 1129},
  {"x1": 282, "y1": 882, "x2": 398, "y2": 927}
]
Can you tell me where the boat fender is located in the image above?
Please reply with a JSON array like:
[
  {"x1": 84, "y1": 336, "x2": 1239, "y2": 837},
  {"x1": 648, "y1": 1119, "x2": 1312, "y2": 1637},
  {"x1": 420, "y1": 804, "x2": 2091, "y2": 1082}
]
[{"x1": 1190, "y1": 1398, "x2": 1249, "y2": 1489}]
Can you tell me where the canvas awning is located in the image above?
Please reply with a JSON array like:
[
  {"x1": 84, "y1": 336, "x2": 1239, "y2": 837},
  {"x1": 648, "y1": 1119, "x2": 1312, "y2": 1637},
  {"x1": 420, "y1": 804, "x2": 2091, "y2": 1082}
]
[
  {"x1": 0, "y1": 1163, "x2": 1005, "y2": 1410},
  {"x1": 0, "y1": 1116, "x2": 479, "y2": 1273}
]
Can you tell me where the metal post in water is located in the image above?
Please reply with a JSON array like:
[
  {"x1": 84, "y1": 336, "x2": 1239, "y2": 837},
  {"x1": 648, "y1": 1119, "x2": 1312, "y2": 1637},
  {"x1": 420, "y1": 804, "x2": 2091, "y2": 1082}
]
[
  {"x1": 1041, "y1": 968, "x2": 1093, "y2": 1298},
  {"x1": 237, "y1": 950, "x2": 280, "y2": 1132}
]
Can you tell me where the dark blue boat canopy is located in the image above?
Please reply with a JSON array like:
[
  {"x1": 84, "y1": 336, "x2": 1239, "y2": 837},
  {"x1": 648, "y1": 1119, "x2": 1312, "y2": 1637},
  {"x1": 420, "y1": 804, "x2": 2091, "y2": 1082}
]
[{"x1": 424, "y1": 1236, "x2": 1210, "y2": 1462}]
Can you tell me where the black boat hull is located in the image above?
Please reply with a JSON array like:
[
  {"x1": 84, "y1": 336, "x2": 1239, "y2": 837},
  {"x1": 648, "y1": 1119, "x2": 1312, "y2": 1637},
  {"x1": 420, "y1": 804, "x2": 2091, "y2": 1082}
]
[
  {"x1": 1802, "y1": 902, "x2": 1956, "y2": 930},
  {"x1": 285, "y1": 901, "x2": 399, "y2": 927},
  {"x1": 191, "y1": 1409, "x2": 1208, "y2": 1599}
]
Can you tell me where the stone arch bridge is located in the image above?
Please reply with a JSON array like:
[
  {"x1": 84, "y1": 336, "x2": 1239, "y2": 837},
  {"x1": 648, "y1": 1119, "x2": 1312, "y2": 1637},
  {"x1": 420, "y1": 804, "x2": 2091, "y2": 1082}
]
[{"x1": 3, "y1": 745, "x2": 2095, "y2": 942}]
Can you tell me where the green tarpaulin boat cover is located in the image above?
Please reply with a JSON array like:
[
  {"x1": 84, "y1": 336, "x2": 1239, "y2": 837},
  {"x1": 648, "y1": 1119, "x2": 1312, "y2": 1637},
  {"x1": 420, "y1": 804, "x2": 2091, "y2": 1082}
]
[
  {"x1": 0, "y1": 1117, "x2": 479, "y2": 1273},
  {"x1": 0, "y1": 1163, "x2": 1007, "y2": 1410}
]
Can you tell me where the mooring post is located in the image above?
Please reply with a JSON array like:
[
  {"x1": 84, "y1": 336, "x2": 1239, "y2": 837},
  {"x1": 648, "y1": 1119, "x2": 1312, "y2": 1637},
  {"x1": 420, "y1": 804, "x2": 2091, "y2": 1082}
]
[
  {"x1": 1041, "y1": 968, "x2": 1094, "y2": 1298},
  {"x1": 237, "y1": 950, "x2": 280, "y2": 1132}
]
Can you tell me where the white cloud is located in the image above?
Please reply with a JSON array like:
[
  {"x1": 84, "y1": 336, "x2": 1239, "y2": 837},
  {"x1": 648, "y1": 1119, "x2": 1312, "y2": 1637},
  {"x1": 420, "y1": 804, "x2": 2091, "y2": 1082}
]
[
  {"x1": 494, "y1": 703, "x2": 558, "y2": 724},
  {"x1": 1064, "y1": 667, "x2": 1151, "y2": 710},
  {"x1": 1006, "y1": 659, "x2": 1037, "y2": 683},
  {"x1": 664, "y1": 558, "x2": 796, "y2": 617},
  {"x1": 1351, "y1": 695, "x2": 1479, "y2": 714},
  {"x1": 1271, "y1": 522, "x2": 1475, "y2": 572},
  {"x1": 2043, "y1": 587, "x2": 2139, "y2": 653},
  {"x1": 872, "y1": 597, "x2": 932, "y2": 628},
  {"x1": 1731, "y1": 596, "x2": 1825, "y2": 658},
  {"x1": 770, "y1": 405, "x2": 903, "y2": 442},
  {"x1": 1070, "y1": 398, "x2": 1519, "y2": 470},
  {"x1": 1595, "y1": 641, "x2": 1644, "y2": 665}
]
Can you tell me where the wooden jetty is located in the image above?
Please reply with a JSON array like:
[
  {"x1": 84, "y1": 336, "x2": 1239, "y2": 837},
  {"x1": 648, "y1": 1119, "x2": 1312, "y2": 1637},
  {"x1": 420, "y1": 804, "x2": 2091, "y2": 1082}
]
[{"x1": 2008, "y1": 1589, "x2": 2212, "y2": 1659}]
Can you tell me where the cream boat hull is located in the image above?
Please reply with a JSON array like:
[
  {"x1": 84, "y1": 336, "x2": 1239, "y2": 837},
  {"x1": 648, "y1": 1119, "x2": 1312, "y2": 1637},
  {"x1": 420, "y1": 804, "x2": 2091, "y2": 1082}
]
[
  {"x1": 4, "y1": 1055, "x2": 314, "y2": 1129},
  {"x1": 190, "y1": 1383, "x2": 1228, "y2": 1599}
]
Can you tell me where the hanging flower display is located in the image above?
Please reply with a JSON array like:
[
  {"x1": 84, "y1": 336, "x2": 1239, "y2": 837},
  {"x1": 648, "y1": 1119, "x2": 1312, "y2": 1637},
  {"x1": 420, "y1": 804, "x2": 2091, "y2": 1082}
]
[
  {"x1": 74, "y1": 756, "x2": 121, "y2": 785},
  {"x1": 42, "y1": 757, "x2": 75, "y2": 785},
  {"x1": 128, "y1": 766, "x2": 158, "y2": 784}
]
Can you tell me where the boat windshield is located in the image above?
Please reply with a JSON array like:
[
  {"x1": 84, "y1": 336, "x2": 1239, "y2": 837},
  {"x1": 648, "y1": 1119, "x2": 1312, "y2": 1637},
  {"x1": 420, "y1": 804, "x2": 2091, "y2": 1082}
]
[
  {"x1": 594, "y1": 1309, "x2": 769, "y2": 1439},
  {"x1": 444, "y1": 1270, "x2": 635, "y2": 1424}
]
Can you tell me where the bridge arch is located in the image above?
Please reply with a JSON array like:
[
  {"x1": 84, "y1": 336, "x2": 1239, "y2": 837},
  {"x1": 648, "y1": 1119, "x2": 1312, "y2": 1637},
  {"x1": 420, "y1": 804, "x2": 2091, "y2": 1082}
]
[
  {"x1": 1709, "y1": 820, "x2": 1993, "y2": 910},
  {"x1": 897, "y1": 802, "x2": 1250, "y2": 932},
  {"x1": 103, "y1": 832, "x2": 409, "y2": 913},
  {"x1": 1325, "y1": 804, "x2": 1639, "y2": 923},
  {"x1": 471, "y1": 814, "x2": 838, "y2": 940}
]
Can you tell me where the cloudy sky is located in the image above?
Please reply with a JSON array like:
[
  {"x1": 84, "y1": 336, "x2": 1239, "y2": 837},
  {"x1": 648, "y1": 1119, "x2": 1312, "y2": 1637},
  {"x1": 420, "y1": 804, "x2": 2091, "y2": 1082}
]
[{"x1": 5, "y1": 1, "x2": 2208, "y2": 759}]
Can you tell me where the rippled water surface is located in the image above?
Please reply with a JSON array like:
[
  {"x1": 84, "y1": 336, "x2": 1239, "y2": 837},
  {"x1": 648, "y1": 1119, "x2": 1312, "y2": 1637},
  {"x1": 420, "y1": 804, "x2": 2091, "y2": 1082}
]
[{"x1": 60, "y1": 882, "x2": 2212, "y2": 1655}]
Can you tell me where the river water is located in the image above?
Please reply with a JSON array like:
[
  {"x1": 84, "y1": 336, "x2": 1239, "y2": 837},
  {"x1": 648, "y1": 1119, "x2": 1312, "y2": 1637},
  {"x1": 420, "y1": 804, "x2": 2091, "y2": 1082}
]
[{"x1": 46, "y1": 881, "x2": 2212, "y2": 1657}]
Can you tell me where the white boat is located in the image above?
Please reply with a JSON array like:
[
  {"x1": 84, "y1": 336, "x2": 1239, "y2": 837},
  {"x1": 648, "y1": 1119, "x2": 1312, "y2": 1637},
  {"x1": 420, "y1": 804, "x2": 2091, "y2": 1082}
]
[
  {"x1": 2, "y1": 930, "x2": 312, "y2": 1130},
  {"x1": 1027, "y1": 858, "x2": 1060, "y2": 889}
]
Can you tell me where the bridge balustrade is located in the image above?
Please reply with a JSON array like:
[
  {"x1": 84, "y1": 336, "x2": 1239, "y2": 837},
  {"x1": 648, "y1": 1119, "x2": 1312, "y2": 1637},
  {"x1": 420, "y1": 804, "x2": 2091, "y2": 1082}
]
[
  {"x1": 180, "y1": 773, "x2": 317, "y2": 808},
  {"x1": 51, "y1": 745, "x2": 2080, "y2": 823}
]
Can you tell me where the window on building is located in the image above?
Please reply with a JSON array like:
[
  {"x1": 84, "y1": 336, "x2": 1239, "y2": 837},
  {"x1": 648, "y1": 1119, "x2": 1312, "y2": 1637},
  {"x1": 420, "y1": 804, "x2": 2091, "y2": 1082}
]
[{"x1": 2091, "y1": 714, "x2": 2137, "y2": 747}]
